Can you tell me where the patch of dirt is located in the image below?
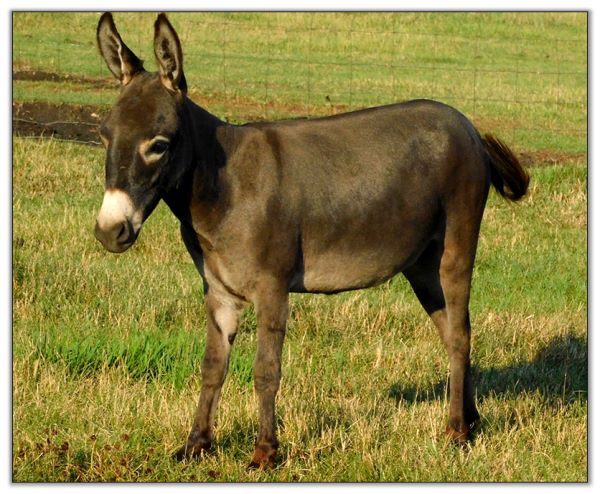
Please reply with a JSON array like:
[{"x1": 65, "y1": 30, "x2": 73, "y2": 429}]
[
  {"x1": 13, "y1": 101, "x2": 103, "y2": 145},
  {"x1": 13, "y1": 70, "x2": 115, "y2": 89},
  {"x1": 517, "y1": 149, "x2": 587, "y2": 167}
]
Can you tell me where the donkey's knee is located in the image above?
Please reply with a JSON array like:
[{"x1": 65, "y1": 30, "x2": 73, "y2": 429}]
[{"x1": 200, "y1": 353, "x2": 229, "y2": 387}]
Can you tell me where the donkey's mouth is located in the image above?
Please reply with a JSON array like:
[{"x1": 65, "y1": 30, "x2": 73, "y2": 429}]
[{"x1": 103, "y1": 236, "x2": 138, "y2": 254}]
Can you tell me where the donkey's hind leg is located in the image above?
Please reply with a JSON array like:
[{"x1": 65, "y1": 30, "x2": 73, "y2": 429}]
[{"x1": 403, "y1": 238, "x2": 480, "y2": 442}]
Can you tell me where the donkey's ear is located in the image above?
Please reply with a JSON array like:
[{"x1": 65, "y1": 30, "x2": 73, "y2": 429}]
[
  {"x1": 97, "y1": 12, "x2": 144, "y2": 85},
  {"x1": 154, "y1": 13, "x2": 187, "y2": 93}
]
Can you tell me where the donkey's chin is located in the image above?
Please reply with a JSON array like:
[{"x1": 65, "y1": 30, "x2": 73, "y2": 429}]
[{"x1": 103, "y1": 236, "x2": 138, "y2": 254}]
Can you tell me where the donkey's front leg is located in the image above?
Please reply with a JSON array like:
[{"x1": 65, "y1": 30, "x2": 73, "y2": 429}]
[
  {"x1": 175, "y1": 291, "x2": 243, "y2": 460},
  {"x1": 249, "y1": 286, "x2": 289, "y2": 469}
]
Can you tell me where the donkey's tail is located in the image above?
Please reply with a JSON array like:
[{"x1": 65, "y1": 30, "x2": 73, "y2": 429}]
[{"x1": 481, "y1": 133, "x2": 530, "y2": 201}]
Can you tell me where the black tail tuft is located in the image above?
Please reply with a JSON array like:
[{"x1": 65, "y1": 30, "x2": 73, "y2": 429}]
[{"x1": 482, "y1": 134, "x2": 530, "y2": 201}]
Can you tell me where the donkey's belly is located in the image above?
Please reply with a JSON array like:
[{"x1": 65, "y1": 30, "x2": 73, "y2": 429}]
[
  {"x1": 290, "y1": 241, "x2": 423, "y2": 294},
  {"x1": 286, "y1": 156, "x2": 446, "y2": 294}
]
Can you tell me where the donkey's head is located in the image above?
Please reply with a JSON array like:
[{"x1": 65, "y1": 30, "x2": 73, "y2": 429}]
[{"x1": 94, "y1": 13, "x2": 189, "y2": 253}]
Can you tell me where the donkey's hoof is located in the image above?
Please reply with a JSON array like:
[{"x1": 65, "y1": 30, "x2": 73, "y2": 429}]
[
  {"x1": 445, "y1": 423, "x2": 470, "y2": 445},
  {"x1": 248, "y1": 445, "x2": 277, "y2": 470},
  {"x1": 173, "y1": 441, "x2": 211, "y2": 461}
]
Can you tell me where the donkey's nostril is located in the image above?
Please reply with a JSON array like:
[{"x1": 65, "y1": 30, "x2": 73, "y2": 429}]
[
  {"x1": 115, "y1": 220, "x2": 134, "y2": 244},
  {"x1": 116, "y1": 222, "x2": 127, "y2": 241}
]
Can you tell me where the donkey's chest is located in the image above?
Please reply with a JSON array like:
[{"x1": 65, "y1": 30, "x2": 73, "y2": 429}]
[{"x1": 201, "y1": 249, "x2": 260, "y2": 303}]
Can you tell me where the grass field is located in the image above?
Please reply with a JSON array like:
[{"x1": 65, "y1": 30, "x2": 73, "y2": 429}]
[{"x1": 12, "y1": 12, "x2": 587, "y2": 482}]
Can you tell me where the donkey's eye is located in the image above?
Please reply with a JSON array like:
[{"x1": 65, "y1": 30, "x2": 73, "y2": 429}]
[
  {"x1": 149, "y1": 141, "x2": 169, "y2": 155},
  {"x1": 140, "y1": 136, "x2": 171, "y2": 164}
]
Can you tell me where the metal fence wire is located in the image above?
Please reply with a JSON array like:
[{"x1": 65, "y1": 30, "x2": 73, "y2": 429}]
[{"x1": 13, "y1": 12, "x2": 587, "y2": 154}]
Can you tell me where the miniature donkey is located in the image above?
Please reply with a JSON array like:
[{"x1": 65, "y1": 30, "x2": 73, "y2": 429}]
[{"x1": 94, "y1": 13, "x2": 529, "y2": 468}]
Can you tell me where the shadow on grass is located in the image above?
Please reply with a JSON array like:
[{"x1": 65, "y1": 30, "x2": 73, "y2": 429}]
[{"x1": 389, "y1": 334, "x2": 587, "y2": 406}]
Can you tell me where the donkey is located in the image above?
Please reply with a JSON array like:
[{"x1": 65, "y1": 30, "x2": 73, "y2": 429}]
[{"x1": 94, "y1": 13, "x2": 529, "y2": 468}]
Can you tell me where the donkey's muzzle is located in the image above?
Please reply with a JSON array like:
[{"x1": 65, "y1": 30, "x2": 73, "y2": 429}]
[
  {"x1": 95, "y1": 188, "x2": 143, "y2": 253},
  {"x1": 94, "y1": 218, "x2": 137, "y2": 253}
]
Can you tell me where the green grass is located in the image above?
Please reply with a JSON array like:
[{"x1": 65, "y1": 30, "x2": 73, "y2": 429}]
[
  {"x1": 12, "y1": 12, "x2": 587, "y2": 152},
  {"x1": 12, "y1": 136, "x2": 586, "y2": 482},
  {"x1": 12, "y1": 11, "x2": 587, "y2": 483}
]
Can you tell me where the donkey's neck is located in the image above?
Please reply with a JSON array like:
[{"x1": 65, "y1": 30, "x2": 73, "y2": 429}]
[
  {"x1": 186, "y1": 97, "x2": 225, "y2": 142},
  {"x1": 162, "y1": 97, "x2": 232, "y2": 234}
]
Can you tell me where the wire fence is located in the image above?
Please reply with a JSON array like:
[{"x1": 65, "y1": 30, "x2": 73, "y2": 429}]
[{"x1": 13, "y1": 12, "x2": 587, "y2": 154}]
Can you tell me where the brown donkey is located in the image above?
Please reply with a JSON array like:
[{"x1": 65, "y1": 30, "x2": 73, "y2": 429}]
[{"x1": 94, "y1": 13, "x2": 529, "y2": 468}]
